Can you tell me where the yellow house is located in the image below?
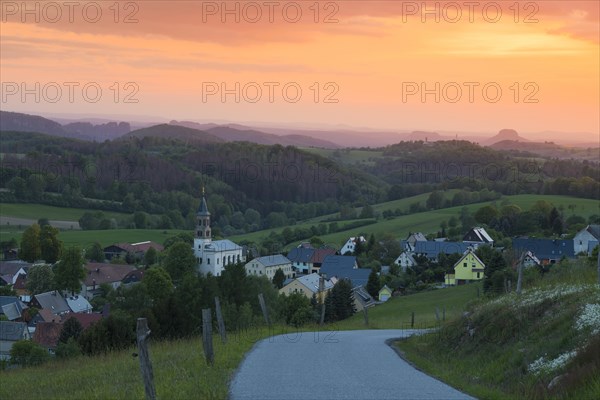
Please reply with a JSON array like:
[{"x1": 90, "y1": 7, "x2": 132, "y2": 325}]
[
  {"x1": 279, "y1": 273, "x2": 333, "y2": 301},
  {"x1": 378, "y1": 285, "x2": 392, "y2": 302},
  {"x1": 444, "y1": 249, "x2": 485, "y2": 286}
]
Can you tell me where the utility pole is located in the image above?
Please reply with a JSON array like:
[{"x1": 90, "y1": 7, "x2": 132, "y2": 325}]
[{"x1": 319, "y1": 274, "x2": 326, "y2": 325}]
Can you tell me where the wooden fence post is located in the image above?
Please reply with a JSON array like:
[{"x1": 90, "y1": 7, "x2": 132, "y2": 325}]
[
  {"x1": 411, "y1": 311, "x2": 415, "y2": 328},
  {"x1": 435, "y1": 307, "x2": 440, "y2": 322},
  {"x1": 597, "y1": 249, "x2": 599, "y2": 285},
  {"x1": 258, "y1": 293, "x2": 270, "y2": 326},
  {"x1": 136, "y1": 318, "x2": 156, "y2": 400},
  {"x1": 202, "y1": 308, "x2": 214, "y2": 365},
  {"x1": 319, "y1": 275, "x2": 326, "y2": 326},
  {"x1": 516, "y1": 252, "x2": 524, "y2": 295},
  {"x1": 443, "y1": 306, "x2": 446, "y2": 322},
  {"x1": 363, "y1": 305, "x2": 369, "y2": 326},
  {"x1": 214, "y1": 297, "x2": 227, "y2": 344}
]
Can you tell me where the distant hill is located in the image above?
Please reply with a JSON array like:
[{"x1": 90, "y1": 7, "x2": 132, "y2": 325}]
[
  {"x1": 0, "y1": 110, "x2": 68, "y2": 137},
  {"x1": 490, "y1": 140, "x2": 560, "y2": 151},
  {"x1": 171, "y1": 120, "x2": 340, "y2": 148},
  {"x1": 63, "y1": 121, "x2": 131, "y2": 141},
  {"x1": 484, "y1": 129, "x2": 530, "y2": 145},
  {"x1": 0, "y1": 110, "x2": 130, "y2": 141},
  {"x1": 402, "y1": 131, "x2": 449, "y2": 142},
  {"x1": 121, "y1": 124, "x2": 224, "y2": 144}
]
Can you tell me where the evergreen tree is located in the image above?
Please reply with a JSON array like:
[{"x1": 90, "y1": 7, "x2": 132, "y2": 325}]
[
  {"x1": 20, "y1": 224, "x2": 41, "y2": 262},
  {"x1": 272, "y1": 268, "x2": 285, "y2": 289},
  {"x1": 54, "y1": 246, "x2": 86, "y2": 295},
  {"x1": 366, "y1": 269, "x2": 380, "y2": 298}
]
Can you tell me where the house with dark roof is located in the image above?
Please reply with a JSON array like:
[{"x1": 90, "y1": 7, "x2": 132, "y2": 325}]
[
  {"x1": 0, "y1": 296, "x2": 28, "y2": 321},
  {"x1": 340, "y1": 236, "x2": 366, "y2": 255},
  {"x1": 463, "y1": 227, "x2": 494, "y2": 246},
  {"x1": 444, "y1": 248, "x2": 486, "y2": 286},
  {"x1": 309, "y1": 248, "x2": 338, "y2": 274},
  {"x1": 286, "y1": 247, "x2": 316, "y2": 275},
  {"x1": 320, "y1": 255, "x2": 370, "y2": 288},
  {"x1": 0, "y1": 321, "x2": 30, "y2": 360},
  {"x1": 33, "y1": 322, "x2": 62, "y2": 354},
  {"x1": 80, "y1": 263, "x2": 137, "y2": 299},
  {"x1": 352, "y1": 285, "x2": 375, "y2": 311},
  {"x1": 413, "y1": 241, "x2": 470, "y2": 262},
  {"x1": 574, "y1": 225, "x2": 600, "y2": 255},
  {"x1": 103, "y1": 241, "x2": 164, "y2": 261},
  {"x1": 245, "y1": 254, "x2": 294, "y2": 280},
  {"x1": 65, "y1": 295, "x2": 93, "y2": 313},
  {"x1": 512, "y1": 238, "x2": 575, "y2": 265},
  {"x1": 0, "y1": 261, "x2": 30, "y2": 286},
  {"x1": 33, "y1": 291, "x2": 71, "y2": 316},
  {"x1": 404, "y1": 232, "x2": 428, "y2": 251}
]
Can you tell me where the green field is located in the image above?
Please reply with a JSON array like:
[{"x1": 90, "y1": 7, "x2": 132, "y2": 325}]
[
  {"x1": 301, "y1": 148, "x2": 387, "y2": 166},
  {"x1": 0, "y1": 226, "x2": 186, "y2": 248},
  {"x1": 0, "y1": 203, "x2": 130, "y2": 222},
  {"x1": 335, "y1": 282, "x2": 482, "y2": 330},
  {"x1": 232, "y1": 194, "x2": 600, "y2": 248}
]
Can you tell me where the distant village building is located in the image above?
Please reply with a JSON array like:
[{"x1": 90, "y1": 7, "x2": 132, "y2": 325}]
[
  {"x1": 279, "y1": 273, "x2": 334, "y2": 299},
  {"x1": 463, "y1": 227, "x2": 494, "y2": 246},
  {"x1": 403, "y1": 232, "x2": 428, "y2": 252},
  {"x1": 394, "y1": 252, "x2": 417, "y2": 271},
  {"x1": 80, "y1": 263, "x2": 138, "y2": 299},
  {"x1": 103, "y1": 241, "x2": 164, "y2": 261},
  {"x1": 286, "y1": 246, "x2": 337, "y2": 275},
  {"x1": 245, "y1": 255, "x2": 294, "y2": 280},
  {"x1": 378, "y1": 285, "x2": 392, "y2": 302},
  {"x1": 574, "y1": 225, "x2": 600, "y2": 255},
  {"x1": 193, "y1": 192, "x2": 245, "y2": 277},
  {"x1": 512, "y1": 238, "x2": 575, "y2": 265},
  {"x1": 0, "y1": 321, "x2": 30, "y2": 360},
  {"x1": 340, "y1": 236, "x2": 366, "y2": 255}
]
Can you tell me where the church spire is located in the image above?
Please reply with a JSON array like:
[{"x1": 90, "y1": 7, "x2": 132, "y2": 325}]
[
  {"x1": 197, "y1": 187, "x2": 210, "y2": 216},
  {"x1": 195, "y1": 188, "x2": 211, "y2": 240}
]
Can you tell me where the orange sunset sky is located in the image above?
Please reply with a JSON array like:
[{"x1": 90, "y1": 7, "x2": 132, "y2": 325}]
[{"x1": 1, "y1": 1, "x2": 599, "y2": 141}]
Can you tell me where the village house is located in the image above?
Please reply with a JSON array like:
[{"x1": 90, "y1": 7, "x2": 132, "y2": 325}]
[
  {"x1": 279, "y1": 273, "x2": 334, "y2": 300},
  {"x1": 33, "y1": 291, "x2": 71, "y2": 316},
  {"x1": 394, "y1": 251, "x2": 418, "y2": 271},
  {"x1": 413, "y1": 241, "x2": 470, "y2": 262},
  {"x1": 0, "y1": 261, "x2": 30, "y2": 287},
  {"x1": 463, "y1": 227, "x2": 494, "y2": 246},
  {"x1": 320, "y1": 255, "x2": 371, "y2": 288},
  {"x1": 402, "y1": 232, "x2": 428, "y2": 252},
  {"x1": 33, "y1": 322, "x2": 62, "y2": 355},
  {"x1": 80, "y1": 263, "x2": 138, "y2": 299},
  {"x1": 0, "y1": 321, "x2": 30, "y2": 360},
  {"x1": 340, "y1": 236, "x2": 366, "y2": 255},
  {"x1": 65, "y1": 295, "x2": 93, "y2": 314},
  {"x1": 521, "y1": 251, "x2": 541, "y2": 268},
  {"x1": 286, "y1": 247, "x2": 315, "y2": 275},
  {"x1": 352, "y1": 286, "x2": 375, "y2": 312},
  {"x1": 444, "y1": 248, "x2": 486, "y2": 286},
  {"x1": 512, "y1": 238, "x2": 575, "y2": 265},
  {"x1": 573, "y1": 224, "x2": 600, "y2": 255},
  {"x1": 103, "y1": 241, "x2": 164, "y2": 261},
  {"x1": 193, "y1": 192, "x2": 245, "y2": 277},
  {"x1": 378, "y1": 285, "x2": 393, "y2": 302},
  {"x1": 0, "y1": 296, "x2": 28, "y2": 321},
  {"x1": 245, "y1": 254, "x2": 294, "y2": 280}
]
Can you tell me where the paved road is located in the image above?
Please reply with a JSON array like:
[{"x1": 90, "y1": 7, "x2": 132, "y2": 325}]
[{"x1": 229, "y1": 329, "x2": 475, "y2": 400}]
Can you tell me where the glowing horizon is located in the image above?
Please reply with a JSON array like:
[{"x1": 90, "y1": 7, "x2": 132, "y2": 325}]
[{"x1": 1, "y1": 1, "x2": 598, "y2": 141}]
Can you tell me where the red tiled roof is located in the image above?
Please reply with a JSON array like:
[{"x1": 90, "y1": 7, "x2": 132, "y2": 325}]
[
  {"x1": 33, "y1": 322, "x2": 62, "y2": 349},
  {"x1": 62, "y1": 313, "x2": 102, "y2": 330},
  {"x1": 38, "y1": 308, "x2": 62, "y2": 323},
  {"x1": 310, "y1": 248, "x2": 337, "y2": 264},
  {"x1": 110, "y1": 241, "x2": 164, "y2": 253},
  {"x1": 84, "y1": 263, "x2": 137, "y2": 286}
]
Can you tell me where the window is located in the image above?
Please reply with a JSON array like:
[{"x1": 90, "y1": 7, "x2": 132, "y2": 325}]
[
  {"x1": 463, "y1": 262, "x2": 467, "y2": 267},
  {"x1": 207, "y1": 258, "x2": 210, "y2": 264},
  {"x1": 476, "y1": 272, "x2": 480, "y2": 278},
  {"x1": 217, "y1": 258, "x2": 219, "y2": 264},
  {"x1": 199, "y1": 258, "x2": 202, "y2": 264}
]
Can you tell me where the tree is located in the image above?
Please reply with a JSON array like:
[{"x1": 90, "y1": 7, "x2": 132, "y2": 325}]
[
  {"x1": 26, "y1": 264, "x2": 56, "y2": 295},
  {"x1": 20, "y1": 224, "x2": 41, "y2": 262},
  {"x1": 359, "y1": 204, "x2": 374, "y2": 219},
  {"x1": 309, "y1": 236, "x2": 324, "y2": 248},
  {"x1": 86, "y1": 242, "x2": 105, "y2": 262},
  {"x1": 144, "y1": 247, "x2": 158, "y2": 266},
  {"x1": 282, "y1": 293, "x2": 315, "y2": 327},
  {"x1": 162, "y1": 242, "x2": 196, "y2": 281},
  {"x1": 40, "y1": 225, "x2": 62, "y2": 263},
  {"x1": 366, "y1": 269, "x2": 380, "y2": 298},
  {"x1": 272, "y1": 268, "x2": 286, "y2": 289},
  {"x1": 142, "y1": 267, "x2": 174, "y2": 303},
  {"x1": 59, "y1": 316, "x2": 83, "y2": 343},
  {"x1": 55, "y1": 338, "x2": 82, "y2": 359},
  {"x1": 54, "y1": 246, "x2": 86, "y2": 295},
  {"x1": 426, "y1": 191, "x2": 444, "y2": 210},
  {"x1": 474, "y1": 205, "x2": 499, "y2": 225},
  {"x1": 325, "y1": 279, "x2": 356, "y2": 322},
  {"x1": 10, "y1": 340, "x2": 49, "y2": 367}
]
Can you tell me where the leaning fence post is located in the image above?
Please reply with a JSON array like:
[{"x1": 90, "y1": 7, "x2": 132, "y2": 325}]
[
  {"x1": 136, "y1": 318, "x2": 156, "y2": 400},
  {"x1": 214, "y1": 297, "x2": 227, "y2": 344},
  {"x1": 258, "y1": 293, "x2": 270, "y2": 326},
  {"x1": 202, "y1": 308, "x2": 214, "y2": 365},
  {"x1": 363, "y1": 305, "x2": 369, "y2": 326},
  {"x1": 411, "y1": 311, "x2": 415, "y2": 328}
]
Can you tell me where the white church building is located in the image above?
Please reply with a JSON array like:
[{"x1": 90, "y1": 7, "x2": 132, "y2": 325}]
[{"x1": 193, "y1": 193, "x2": 245, "y2": 276}]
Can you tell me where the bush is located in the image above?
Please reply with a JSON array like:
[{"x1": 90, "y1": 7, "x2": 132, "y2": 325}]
[{"x1": 10, "y1": 340, "x2": 50, "y2": 367}]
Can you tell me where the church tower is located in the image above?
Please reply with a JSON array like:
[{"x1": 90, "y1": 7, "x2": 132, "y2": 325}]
[{"x1": 195, "y1": 188, "x2": 211, "y2": 242}]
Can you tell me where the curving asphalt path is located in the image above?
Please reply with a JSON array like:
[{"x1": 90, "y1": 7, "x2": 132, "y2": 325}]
[{"x1": 229, "y1": 329, "x2": 475, "y2": 400}]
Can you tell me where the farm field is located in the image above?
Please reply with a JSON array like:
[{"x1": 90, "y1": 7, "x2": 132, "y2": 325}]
[{"x1": 0, "y1": 203, "x2": 129, "y2": 222}]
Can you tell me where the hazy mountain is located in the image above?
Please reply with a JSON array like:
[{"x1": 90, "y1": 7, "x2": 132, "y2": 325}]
[
  {"x1": 402, "y1": 131, "x2": 450, "y2": 142},
  {"x1": 171, "y1": 120, "x2": 340, "y2": 148},
  {"x1": 0, "y1": 110, "x2": 68, "y2": 137},
  {"x1": 63, "y1": 121, "x2": 131, "y2": 141},
  {"x1": 121, "y1": 124, "x2": 224, "y2": 144},
  {"x1": 484, "y1": 129, "x2": 530, "y2": 146}
]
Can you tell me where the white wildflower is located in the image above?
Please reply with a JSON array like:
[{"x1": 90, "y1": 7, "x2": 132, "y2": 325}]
[
  {"x1": 528, "y1": 350, "x2": 578, "y2": 375},
  {"x1": 575, "y1": 303, "x2": 600, "y2": 335}
]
